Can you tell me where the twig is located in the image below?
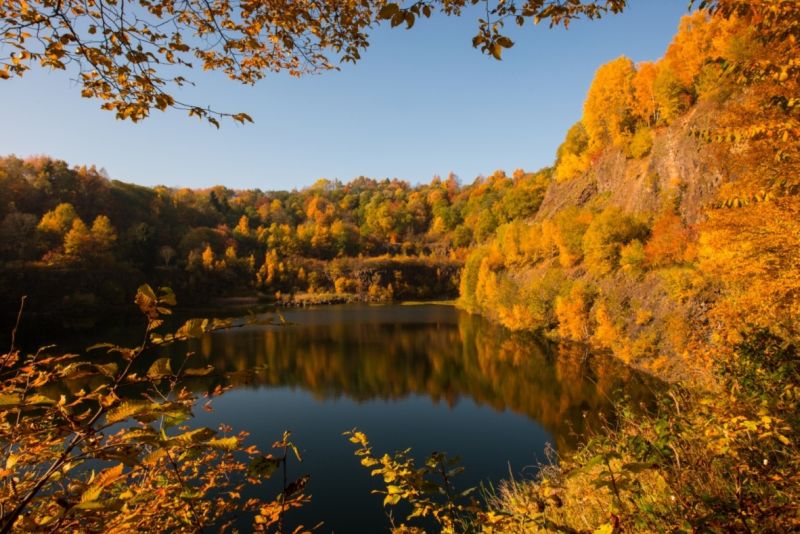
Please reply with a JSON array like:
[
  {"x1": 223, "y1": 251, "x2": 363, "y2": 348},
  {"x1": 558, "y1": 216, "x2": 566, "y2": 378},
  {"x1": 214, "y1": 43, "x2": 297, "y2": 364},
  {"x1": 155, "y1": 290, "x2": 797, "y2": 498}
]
[{"x1": 8, "y1": 295, "x2": 26, "y2": 354}]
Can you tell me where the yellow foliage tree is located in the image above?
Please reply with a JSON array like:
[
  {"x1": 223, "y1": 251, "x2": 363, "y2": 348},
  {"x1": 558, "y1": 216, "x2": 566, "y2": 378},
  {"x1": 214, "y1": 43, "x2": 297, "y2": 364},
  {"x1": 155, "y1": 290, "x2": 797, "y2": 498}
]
[
  {"x1": 664, "y1": 10, "x2": 739, "y2": 90},
  {"x1": 90, "y1": 215, "x2": 117, "y2": 252},
  {"x1": 555, "y1": 282, "x2": 594, "y2": 342},
  {"x1": 645, "y1": 210, "x2": 690, "y2": 267},
  {"x1": 63, "y1": 218, "x2": 91, "y2": 258},
  {"x1": 0, "y1": 0, "x2": 629, "y2": 123},
  {"x1": 699, "y1": 198, "x2": 800, "y2": 345},
  {"x1": 234, "y1": 215, "x2": 251, "y2": 237},
  {"x1": 201, "y1": 244, "x2": 215, "y2": 271},
  {"x1": 542, "y1": 207, "x2": 593, "y2": 268},
  {"x1": 631, "y1": 61, "x2": 660, "y2": 125},
  {"x1": 582, "y1": 56, "x2": 636, "y2": 153},
  {"x1": 582, "y1": 207, "x2": 648, "y2": 276},
  {"x1": 554, "y1": 122, "x2": 590, "y2": 181},
  {"x1": 37, "y1": 202, "x2": 78, "y2": 248}
]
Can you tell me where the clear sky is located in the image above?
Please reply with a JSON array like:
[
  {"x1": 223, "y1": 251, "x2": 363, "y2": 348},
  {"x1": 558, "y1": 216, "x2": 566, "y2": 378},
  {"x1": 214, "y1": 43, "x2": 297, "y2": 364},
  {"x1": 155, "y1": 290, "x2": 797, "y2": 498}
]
[{"x1": 1, "y1": 1, "x2": 692, "y2": 191}]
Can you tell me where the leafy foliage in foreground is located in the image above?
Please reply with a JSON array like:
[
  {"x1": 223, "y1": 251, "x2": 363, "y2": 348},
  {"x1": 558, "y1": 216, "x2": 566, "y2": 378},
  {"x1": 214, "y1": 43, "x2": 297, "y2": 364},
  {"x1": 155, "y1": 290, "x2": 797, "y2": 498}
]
[
  {"x1": 0, "y1": 0, "x2": 626, "y2": 123},
  {"x1": 348, "y1": 332, "x2": 800, "y2": 533},
  {"x1": 0, "y1": 285, "x2": 311, "y2": 533}
]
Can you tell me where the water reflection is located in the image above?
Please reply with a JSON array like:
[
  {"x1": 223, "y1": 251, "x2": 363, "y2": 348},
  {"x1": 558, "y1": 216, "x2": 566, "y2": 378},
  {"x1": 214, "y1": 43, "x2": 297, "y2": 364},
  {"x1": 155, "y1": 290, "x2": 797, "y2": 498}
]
[
  {"x1": 162, "y1": 304, "x2": 657, "y2": 452},
  {"x1": 43, "y1": 304, "x2": 658, "y2": 532}
]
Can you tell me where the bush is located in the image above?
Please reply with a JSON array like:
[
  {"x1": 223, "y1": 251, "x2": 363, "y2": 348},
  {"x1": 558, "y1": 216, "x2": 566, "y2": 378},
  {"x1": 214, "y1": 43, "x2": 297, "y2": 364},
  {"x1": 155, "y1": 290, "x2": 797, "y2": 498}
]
[
  {"x1": 626, "y1": 125, "x2": 654, "y2": 158},
  {"x1": 554, "y1": 122, "x2": 591, "y2": 182},
  {"x1": 582, "y1": 207, "x2": 648, "y2": 276},
  {"x1": 620, "y1": 239, "x2": 646, "y2": 274},
  {"x1": 543, "y1": 207, "x2": 593, "y2": 268},
  {"x1": 0, "y1": 285, "x2": 309, "y2": 532},
  {"x1": 555, "y1": 281, "x2": 596, "y2": 342},
  {"x1": 645, "y1": 210, "x2": 689, "y2": 267}
]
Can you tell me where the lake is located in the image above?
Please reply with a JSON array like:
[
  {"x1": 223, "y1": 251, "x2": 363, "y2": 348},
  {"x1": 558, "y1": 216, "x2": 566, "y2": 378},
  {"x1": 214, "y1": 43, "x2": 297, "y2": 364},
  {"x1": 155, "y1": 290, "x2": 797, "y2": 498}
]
[{"x1": 144, "y1": 303, "x2": 655, "y2": 533}]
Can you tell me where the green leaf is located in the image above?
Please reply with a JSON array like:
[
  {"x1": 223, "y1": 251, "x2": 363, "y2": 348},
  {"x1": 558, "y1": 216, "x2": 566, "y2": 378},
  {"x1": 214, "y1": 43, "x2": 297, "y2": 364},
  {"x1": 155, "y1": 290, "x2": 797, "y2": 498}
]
[
  {"x1": 120, "y1": 427, "x2": 159, "y2": 444},
  {"x1": 290, "y1": 443, "x2": 303, "y2": 462},
  {"x1": 158, "y1": 287, "x2": 177, "y2": 306},
  {"x1": 177, "y1": 318, "x2": 206, "y2": 339},
  {"x1": 74, "y1": 500, "x2": 108, "y2": 510},
  {"x1": 160, "y1": 408, "x2": 191, "y2": 427},
  {"x1": 24, "y1": 394, "x2": 57, "y2": 406},
  {"x1": 135, "y1": 284, "x2": 156, "y2": 311},
  {"x1": 593, "y1": 524, "x2": 615, "y2": 534},
  {"x1": 58, "y1": 362, "x2": 95, "y2": 379}
]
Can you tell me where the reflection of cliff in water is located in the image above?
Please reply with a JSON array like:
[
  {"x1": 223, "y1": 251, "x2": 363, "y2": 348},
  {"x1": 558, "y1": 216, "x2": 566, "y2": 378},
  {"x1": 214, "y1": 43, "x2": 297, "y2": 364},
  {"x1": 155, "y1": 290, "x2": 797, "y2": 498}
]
[{"x1": 162, "y1": 305, "x2": 659, "y2": 450}]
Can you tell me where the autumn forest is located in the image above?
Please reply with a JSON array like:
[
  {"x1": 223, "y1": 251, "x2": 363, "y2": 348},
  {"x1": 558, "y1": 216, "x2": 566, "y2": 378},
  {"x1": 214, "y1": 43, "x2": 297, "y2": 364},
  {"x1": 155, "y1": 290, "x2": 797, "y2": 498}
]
[{"x1": 1, "y1": 0, "x2": 799, "y2": 532}]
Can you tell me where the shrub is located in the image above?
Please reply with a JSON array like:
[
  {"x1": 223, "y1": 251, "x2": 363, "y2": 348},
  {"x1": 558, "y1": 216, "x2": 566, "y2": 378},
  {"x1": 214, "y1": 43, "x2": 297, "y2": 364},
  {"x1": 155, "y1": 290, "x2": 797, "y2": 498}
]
[
  {"x1": 0, "y1": 285, "x2": 308, "y2": 533},
  {"x1": 543, "y1": 207, "x2": 593, "y2": 268},
  {"x1": 554, "y1": 122, "x2": 591, "y2": 182},
  {"x1": 645, "y1": 210, "x2": 689, "y2": 267},
  {"x1": 620, "y1": 239, "x2": 646, "y2": 274},
  {"x1": 582, "y1": 207, "x2": 649, "y2": 276},
  {"x1": 626, "y1": 125, "x2": 654, "y2": 158},
  {"x1": 555, "y1": 281, "x2": 596, "y2": 342}
]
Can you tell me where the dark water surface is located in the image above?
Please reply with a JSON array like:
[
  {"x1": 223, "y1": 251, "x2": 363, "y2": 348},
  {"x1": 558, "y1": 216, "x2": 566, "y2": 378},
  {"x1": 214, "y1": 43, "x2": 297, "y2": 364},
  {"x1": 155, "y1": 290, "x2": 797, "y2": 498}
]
[{"x1": 72, "y1": 304, "x2": 655, "y2": 533}]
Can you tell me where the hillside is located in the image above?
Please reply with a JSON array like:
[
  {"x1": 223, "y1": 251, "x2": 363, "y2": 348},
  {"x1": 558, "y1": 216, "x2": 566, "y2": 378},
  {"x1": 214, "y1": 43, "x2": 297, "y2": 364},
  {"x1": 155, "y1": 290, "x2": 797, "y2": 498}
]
[
  {"x1": 536, "y1": 102, "x2": 726, "y2": 225},
  {"x1": 458, "y1": 9, "x2": 800, "y2": 385},
  {"x1": 0, "y1": 156, "x2": 552, "y2": 331}
]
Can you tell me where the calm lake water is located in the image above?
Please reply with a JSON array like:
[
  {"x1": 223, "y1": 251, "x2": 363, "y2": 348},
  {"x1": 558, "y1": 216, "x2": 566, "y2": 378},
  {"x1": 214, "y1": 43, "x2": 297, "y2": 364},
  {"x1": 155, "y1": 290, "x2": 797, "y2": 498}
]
[{"x1": 123, "y1": 304, "x2": 655, "y2": 532}]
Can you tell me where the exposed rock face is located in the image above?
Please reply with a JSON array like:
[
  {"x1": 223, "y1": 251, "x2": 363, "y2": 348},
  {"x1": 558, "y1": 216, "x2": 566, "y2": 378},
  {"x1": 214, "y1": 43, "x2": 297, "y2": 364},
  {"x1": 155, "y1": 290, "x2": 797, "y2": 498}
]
[{"x1": 537, "y1": 104, "x2": 728, "y2": 224}]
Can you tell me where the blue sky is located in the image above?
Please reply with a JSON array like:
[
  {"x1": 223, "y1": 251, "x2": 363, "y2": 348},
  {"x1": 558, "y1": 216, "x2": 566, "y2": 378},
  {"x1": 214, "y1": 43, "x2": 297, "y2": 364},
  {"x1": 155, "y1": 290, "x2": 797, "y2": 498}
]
[{"x1": 1, "y1": 2, "x2": 691, "y2": 191}]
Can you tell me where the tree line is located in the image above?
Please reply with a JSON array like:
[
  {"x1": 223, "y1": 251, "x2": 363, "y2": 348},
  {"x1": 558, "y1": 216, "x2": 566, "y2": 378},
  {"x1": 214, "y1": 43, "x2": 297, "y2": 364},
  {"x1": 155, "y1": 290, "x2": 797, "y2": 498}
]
[{"x1": 0, "y1": 157, "x2": 549, "y2": 328}]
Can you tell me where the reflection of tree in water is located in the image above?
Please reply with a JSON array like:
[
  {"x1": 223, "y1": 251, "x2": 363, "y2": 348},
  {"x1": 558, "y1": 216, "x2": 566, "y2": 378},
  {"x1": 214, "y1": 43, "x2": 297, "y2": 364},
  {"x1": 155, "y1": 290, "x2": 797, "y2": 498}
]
[{"x1": 162, "y1": 308, "x2": 659, "y2": 451}]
